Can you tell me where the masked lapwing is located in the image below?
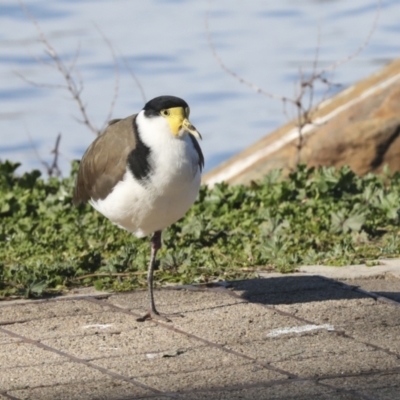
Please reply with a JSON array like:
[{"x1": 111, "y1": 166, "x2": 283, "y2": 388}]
[{"x1": 73, "y1": 95, "x2": 204, "y2": 321}]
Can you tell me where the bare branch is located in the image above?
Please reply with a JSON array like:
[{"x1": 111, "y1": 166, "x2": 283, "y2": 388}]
[
  {"x1": 25, "y1": 126, "x2": 62, "y2": 177},
  {"x1": 25, "y1": 48, "x2": 55, "y2": 68},
  {"x1": 205, "y1": 0, "x2": 294, "y2": 104},
  {"x1": 14, "y1": 72, "x2": 67, "y2": 90},
  {"x1": 68, "y1": 41, "x2": 82, "y2": 74},
  {"x1": 312, "y1": 23, "x2": 321, "y2": 79},
  {"x1": 18, "y1": 0, "x2": 101, "y2": 136},
  {"x1": 206, "y1": 0, "x2": 382, "y2": 170},
  {"x1": 48, "y1": 133, "x2": 62, "y2": 177},
  {"x1": 323, "y1": 0, "x2": 382, "y2": 74}
]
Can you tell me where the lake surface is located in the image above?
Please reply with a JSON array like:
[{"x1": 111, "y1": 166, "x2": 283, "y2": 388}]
[{"x1": 1, "y1": 0, "x2": 399, "y2": 175}]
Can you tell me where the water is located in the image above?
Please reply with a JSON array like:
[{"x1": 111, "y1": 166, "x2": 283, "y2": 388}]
[{"x1": 0, "y1": 0, "x2": 399, "y2": 176}]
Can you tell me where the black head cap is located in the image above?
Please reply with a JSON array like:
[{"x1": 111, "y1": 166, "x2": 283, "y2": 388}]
[{"x1": 143, "y1": 95, "x2": 189, "y2": 117}]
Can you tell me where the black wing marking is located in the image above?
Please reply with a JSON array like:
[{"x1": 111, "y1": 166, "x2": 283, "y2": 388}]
[
  {"x1": 189, "y1": 134, "x2": 204, "y2": 172},
  {"x1": 127, "y1": 118, "x2": 153, "y2": 182}
]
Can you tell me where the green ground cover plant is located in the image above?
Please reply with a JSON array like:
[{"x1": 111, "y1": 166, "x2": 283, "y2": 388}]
[{"x1": 1, "y1": 160, "x2": 400, "y2": 298}]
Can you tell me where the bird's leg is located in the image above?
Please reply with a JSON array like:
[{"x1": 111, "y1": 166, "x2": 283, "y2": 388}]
[
  {"x1": 137, "y1": 231, "x2": 170, "y2": 322},
  {"x1": 147, "y1": 230, "x2": 161, "y2": 315}
]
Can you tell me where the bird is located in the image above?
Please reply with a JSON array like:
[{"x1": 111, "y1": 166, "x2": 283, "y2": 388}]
[{"x1": 73, "y1": 95, "x2": 204, "y2": 321}]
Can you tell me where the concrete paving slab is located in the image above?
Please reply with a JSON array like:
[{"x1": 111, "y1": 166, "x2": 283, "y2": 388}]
[
  {"x1": 231, "y1": 276, "x2": 369, "y2": 307},
  {"x1": 277, "y1": 297, "x2": 399, "y2": 328},
  {"x1": 340, "y1": 276, "x2": 400, "y2": 302},
  {"x1": 0, "y1": 298, "x2": 109, "y2": 324},
  {"x1": 270, "y1": 345, "x2": 399, "y2": 378},
  {"x1": 92, "y1": 345, "x2": 247, "y2": 379},
  {"x1": 0, "y1": 271, "x2": 399, "y2": 399},
  {"x1": 0, "y1": 331, "x2": 22, "y2": 345},
  {"x1": 360, "y1": 386, "x2": 400, "y2": 400},
  {"x1": 0, "y1": 361, "x2": 106, "y2": 392},
  {"x1": 181, "y1": 381, "x2": 358, "y2": 400},
  {"x1": 177, "y1": 393, "x2": 358, "y2": 400},
  {"x1": 246, "y1": 285, "x2": 365, "y2": 306},
  {"x1": 226, "y1": 330, "x2": 373, "y2": 363},
  {"x1": 42, "y1": 324, "x2": 200, "y2": 360},
  {"x1": 0, "y1": 342, "x2": 64, "y2": 368},
  {"x1": 104, "y1": 288, "x2": 245, "y2": 315},
  {"x1": 133, "y1": 363, "x2": 283, "y2": 393},
  {"x1": 3, "y1": 310, "x2": 142, "y2": 341},
  {"x1": 232, "y1": 275, "x2": 333, "y2": 296},
  {"x1": 347, "y1": 325, "x2": 400, "y2": 356},
  {"x1": 322, "y1": 370, "x2": 400, "y2": 399},
  {"x1": 7, "y1": 379, "x2": 153, "y2": 400},
  {"x1": 172, "y1": 302, "x2": 300, "y2": 345}
]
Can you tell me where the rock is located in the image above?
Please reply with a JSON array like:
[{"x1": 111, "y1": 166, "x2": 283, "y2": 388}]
[{"x1": 204, "y1": 59, "x2": 400, "y2": 186}]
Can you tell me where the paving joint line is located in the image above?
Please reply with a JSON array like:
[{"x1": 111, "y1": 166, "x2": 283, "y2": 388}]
[
  {"x1": 315, "y1": 367, "x2": 400, "y2": 382},
  {"x1": 0, "y1": 319, "x2": 34, "y2": 327},
  {"x1": 3, "y1": 379, "x2": 104, "y2": 396},
  {"x1": 317, "y1": 382, "x2": 379, "y2": 400},
  {"x1": 338, "y1": 331, "x2": 400, "y2": 359},
  {"x1": 0, "y1": 390, "x2": 21, "y2": 400},
  {"x1": 84, "y1": 296, "x2": 298, "y2": 379},
  {"x1": 0, "y1": 309, "x2": 118, "y2": 327},
  {"x1": 316, "y1": 275, "x2": 400, "y2": 308},
  {"x1": 206, "y1": 283, "x2": 399, "y2": 399},
  {"x1": 220, "y1": 287, "x2": 323, "y2": 325},
  {"x1": 0, "y1": 360, "x2": 68, "y2": 371},
  {"x1": 219, "y1": 282, "x2": 400, "y2": 358},
  {"x1": 0, "y1": 293, "x2": 111, "y2": 308},
  {"x1": 0, "y1": 326, "x2": 180, "y2": 399},
  {"x1": 126, "y1": 368, "x2": 397, "y2": 399},
  {"x1": 88, "y1": 291, "x2": 400, "y2": 399},
  {"x1": 1, "y1": 281, "x2": 396, "y2": 399},
  {"x1": 155, "y1": 378, "x2": 304, "y2": 397},
  {"x1": 119, "y1": 300, "x2": 249, "y2": 318}
]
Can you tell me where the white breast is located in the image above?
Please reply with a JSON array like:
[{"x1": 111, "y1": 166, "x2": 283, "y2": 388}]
[{"x1": 90, "y1": 111, "x2": 202, "y2": 237}]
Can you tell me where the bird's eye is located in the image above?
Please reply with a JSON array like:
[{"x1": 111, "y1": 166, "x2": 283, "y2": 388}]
[
  {"x1": 186, "y1": 107, "x2": 190, "y2": 117},
  {"x1": 161, "y1": 109, "x2": 170, "y2": 117}
]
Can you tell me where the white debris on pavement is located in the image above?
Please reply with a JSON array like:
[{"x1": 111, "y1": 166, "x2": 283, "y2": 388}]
[
  {"x1": 267, "y1": 324, "x2": 335, "y2": 337},
  {"x1": 82, "y1": 324, "x2": 114, "y2": 329}
]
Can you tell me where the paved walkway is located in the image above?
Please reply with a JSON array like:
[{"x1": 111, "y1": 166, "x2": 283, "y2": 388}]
[{"x1": 1, "y1": 261, "x2": 400, "y2": 399}]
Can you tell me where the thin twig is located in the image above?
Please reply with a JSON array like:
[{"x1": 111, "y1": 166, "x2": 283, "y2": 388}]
[
  {"x1": 25, "y1": 126, "x2": 62, "y2": 177},
  {"x1": 49, "y1": 133, "x2": 62, "y2": 177},
  {"x1": 206, "y1": 0, "x2": 382, "y2": 169},
  {"x1": 14, "y1": 72, "x2": 67, "y2": 90},
  {"x1": 68, "y1": 41, "x2": 82, "y2": 74},
  {"x1": 323, "y1": 0, "x2": 382, "y2": 74},
  {"x1": 205, "y1": 0, "x2": 293, "y2": 104},
  {"x1": 18, "y1": 0, "x2": 100, "y2": 136}
]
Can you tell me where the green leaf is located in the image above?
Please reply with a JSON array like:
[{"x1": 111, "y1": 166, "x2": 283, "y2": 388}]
[
  {"x1": 1, "y1": 160, "x2": 400, "y2": 298},
  {"x1": 343, "y1": 214, "x2": 365, "y2": 233}
]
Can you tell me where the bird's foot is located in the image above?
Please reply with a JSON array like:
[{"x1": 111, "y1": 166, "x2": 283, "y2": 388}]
[
  {"x1": 136, "y1": 309, "x2": 172, "y2": 323},
  {"x1": 136, "y1": 309, "x2": 184, "y2": 323}
]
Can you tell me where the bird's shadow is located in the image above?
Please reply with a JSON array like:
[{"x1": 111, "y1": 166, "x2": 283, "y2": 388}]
[{"x1": 226, "y1": 275, "x2": 400, "y2": 305}]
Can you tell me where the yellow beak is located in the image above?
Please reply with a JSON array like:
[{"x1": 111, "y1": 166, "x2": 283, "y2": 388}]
[
  {"x1": 165, "y1": 107, "x2": 202, "y2": 140},
  {"x1": 182, "y1": 118, "x2": 202, "y2": 140}
]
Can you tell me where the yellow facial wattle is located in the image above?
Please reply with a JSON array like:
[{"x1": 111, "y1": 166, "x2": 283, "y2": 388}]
[{"x1": 161, "y1": 107, "x2": 202, "y2": 140}]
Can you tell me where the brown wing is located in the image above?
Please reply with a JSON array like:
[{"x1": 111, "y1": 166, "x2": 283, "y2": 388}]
[{"x1": 73, "y1": 114, "x2": 137, "y2": 204}]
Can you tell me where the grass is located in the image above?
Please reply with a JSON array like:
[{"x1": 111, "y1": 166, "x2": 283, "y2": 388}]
[{"x1": 1, "y1": 160, "x2": 400, "y2": 299}]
